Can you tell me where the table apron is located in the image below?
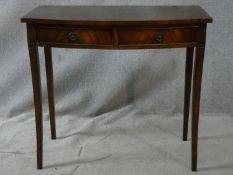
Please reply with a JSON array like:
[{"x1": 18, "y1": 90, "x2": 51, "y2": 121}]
[{"x1": 35, "y1": 25, "x2": 206, "y2": 49}]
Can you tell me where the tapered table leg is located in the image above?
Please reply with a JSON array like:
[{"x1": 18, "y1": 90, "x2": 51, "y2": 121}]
[
  {"x1": 44, "y1": 46, "x2": 56, "y2": 140},
  {"x1": 183, "y1": 47, "x2": 194, "y2": 141},
  {"x1": 191, "y1": 47, "x2": 205, "y2": 171},
  {"x1": 27, "y1": 24, "x2": 43, "y2": 169}
]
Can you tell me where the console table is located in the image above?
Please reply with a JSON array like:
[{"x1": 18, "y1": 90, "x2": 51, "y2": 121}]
[{"x1": 21, "y1": 6, "x2": 212, "y2": 171}]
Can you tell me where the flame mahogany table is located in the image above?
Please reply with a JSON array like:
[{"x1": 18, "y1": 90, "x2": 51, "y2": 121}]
[{"x1": 21, "y1": 6, "x2": 212, "y2": 171}]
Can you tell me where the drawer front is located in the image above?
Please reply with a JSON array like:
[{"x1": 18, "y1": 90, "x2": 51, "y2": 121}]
[
  {"x1": 118, "y1": 28, "x2": 197, "y2": 46},
  {"x1": 36, "y1": 27, "x2": 113, "y2": 45}
]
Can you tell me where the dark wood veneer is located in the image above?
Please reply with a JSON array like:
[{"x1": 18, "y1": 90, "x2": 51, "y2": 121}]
[
  {"x1": 21, "y1": 6, "x2": 212, "y2": 25},
  {"x1": 21, "y1": 5, "x2": 212, "y2": 171},
  {"x1": 37, "y1": 27, "x2": 113, "y2": 45},
  {"x1": 118, "y1": 27, "x2": 197, "y2": 46}
]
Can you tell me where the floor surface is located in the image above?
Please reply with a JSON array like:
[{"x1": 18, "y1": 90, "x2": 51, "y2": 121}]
[{"x1": 0, "y1": 105, "x2": 233, "y2": 175}]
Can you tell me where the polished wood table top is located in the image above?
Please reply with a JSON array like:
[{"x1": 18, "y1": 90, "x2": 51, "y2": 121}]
[
  {"x1": 21, "y1": 5, "x2": 212, "y2": 25},
  {"x1": 21, "y1": 5, "x2": 212, "y2": 171}
]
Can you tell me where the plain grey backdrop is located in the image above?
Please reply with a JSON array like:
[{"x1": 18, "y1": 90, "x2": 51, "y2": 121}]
[{"x1": 0, "y1": 0, "x2": 233, "y2": 175}]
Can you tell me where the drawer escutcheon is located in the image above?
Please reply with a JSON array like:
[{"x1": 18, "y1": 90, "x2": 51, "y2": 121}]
[
  {"x1": 154, "y1": 32, "x2": 164, "y2": 43},
  {"x1": 68, "y1": 32, "x2": 78, "y2": 41}
]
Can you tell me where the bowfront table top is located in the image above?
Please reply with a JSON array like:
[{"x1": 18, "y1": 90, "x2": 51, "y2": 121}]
[
  {"x1": 21, "y1": 5, "x2": 212, "y2": 171},
  {"x1": 21, "y1": 5, "x2": 212, "y2": 25}
]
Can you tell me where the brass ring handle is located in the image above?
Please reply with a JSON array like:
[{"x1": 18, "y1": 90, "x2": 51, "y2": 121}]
[
  {"x1": 68, "y1": 32, "x2": 78, "y2": 41},
  {"x1": 155, "y1": 32, "x2": 164, "y2": 43}
]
